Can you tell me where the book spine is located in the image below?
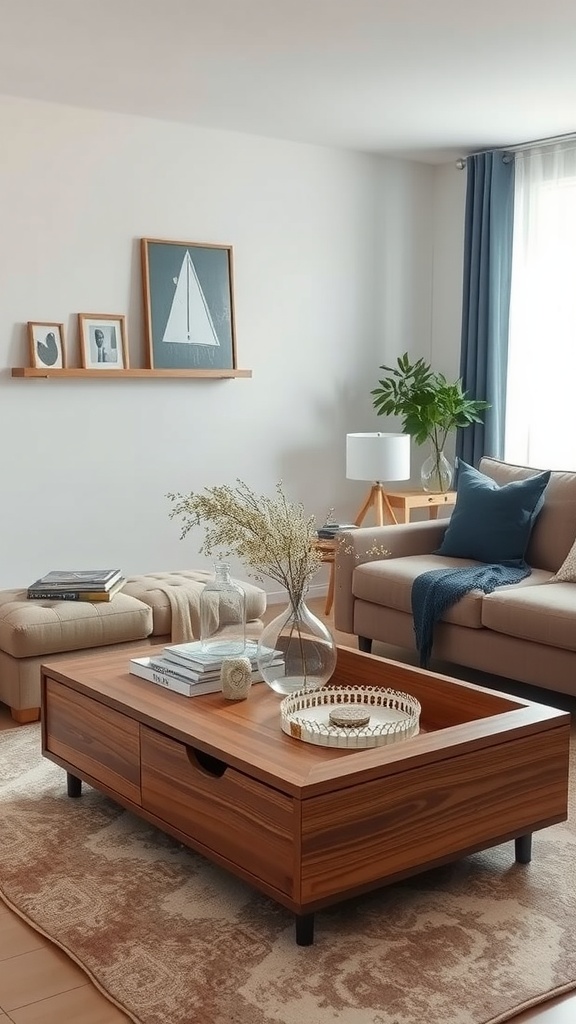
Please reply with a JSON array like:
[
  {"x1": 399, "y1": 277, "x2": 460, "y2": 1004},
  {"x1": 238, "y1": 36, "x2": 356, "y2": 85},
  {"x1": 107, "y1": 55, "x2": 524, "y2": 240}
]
[
  {"x1": 130, "y1": 662, "x2": 215, "y2": 696},
  {"x1": 163, "y1": 640, "x2": 267, "y2": 669},
  {"x1": 29, "y1": 572, "x2": 121, "y2": 590},
  {"x1": 147, "y1": 657, "x2": 273, "y2": 684},
  {"x1": 146, "y1": 658, "x2": 219, "y2": 683},
  {"x1": 27, "y1": 590, "x2": 112, "y2": 601},
  {"x1": 162, "y1": 648, "x2": 269, "y2": 671},
  {"x1": 161, "y1": 651, "x2": 233, "y2": 672},
  {"x1": 161, "y1": 651, "x2": 282, "y2": 674},
  {"x1": 131, "y1": 660, "x2": 266, "y2": 693}
]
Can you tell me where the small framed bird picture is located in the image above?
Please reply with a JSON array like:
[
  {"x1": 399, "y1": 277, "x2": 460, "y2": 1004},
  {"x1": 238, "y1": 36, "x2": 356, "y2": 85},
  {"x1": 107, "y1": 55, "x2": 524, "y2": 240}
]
[{"x1": 28, "y1": 322, "x2": 66, "y2": 369}]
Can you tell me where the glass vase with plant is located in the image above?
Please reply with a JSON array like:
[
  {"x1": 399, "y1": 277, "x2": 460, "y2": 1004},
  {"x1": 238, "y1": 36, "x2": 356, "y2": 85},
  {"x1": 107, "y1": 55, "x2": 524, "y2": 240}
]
[
  {"x1": 371, "y1": 353, "x2": 490, "y2": 492},
  {"x1": 167, "y1": 480, "x2": 337, "y2": 695}
]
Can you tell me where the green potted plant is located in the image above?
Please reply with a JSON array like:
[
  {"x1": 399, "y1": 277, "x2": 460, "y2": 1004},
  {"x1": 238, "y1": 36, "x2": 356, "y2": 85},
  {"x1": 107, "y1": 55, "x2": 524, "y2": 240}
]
[{"x1": 371, "y1": 352, "x2": 490, "y2": 492}]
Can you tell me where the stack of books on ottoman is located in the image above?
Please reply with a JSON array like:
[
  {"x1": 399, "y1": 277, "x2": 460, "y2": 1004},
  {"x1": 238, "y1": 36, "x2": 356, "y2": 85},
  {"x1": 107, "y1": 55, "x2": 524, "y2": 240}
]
[
  {"x1": 129, "y1": 639, "x2": 285, "y2": 697},
  {"x1": 27, "y1": 568, "x2": 126, "y2": 602}
]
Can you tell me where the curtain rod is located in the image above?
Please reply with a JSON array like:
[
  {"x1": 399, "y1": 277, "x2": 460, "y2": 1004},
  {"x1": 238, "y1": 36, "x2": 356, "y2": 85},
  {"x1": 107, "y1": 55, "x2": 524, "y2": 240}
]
[{"x1": 456, "y1": 129, "x2": 576, "y2": 168}]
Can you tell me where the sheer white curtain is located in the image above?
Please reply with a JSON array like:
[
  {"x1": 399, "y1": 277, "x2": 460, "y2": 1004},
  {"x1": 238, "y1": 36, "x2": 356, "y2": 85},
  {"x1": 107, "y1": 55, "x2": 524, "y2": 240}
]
[{"x1": 505, "y1": 142, "x2": 576, "y2": 470}]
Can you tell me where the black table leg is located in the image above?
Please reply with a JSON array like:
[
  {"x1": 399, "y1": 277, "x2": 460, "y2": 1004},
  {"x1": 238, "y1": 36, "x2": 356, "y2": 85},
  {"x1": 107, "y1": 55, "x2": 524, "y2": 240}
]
[
  {"x1": 515, "y1": 833, "x2": 532, "y2": 863},
  {"x1": 67, "y1": 773, "x2": 82, "y2": 798},
  {"x1": 358, "y1": 636, "x2": 372, "y2": 653},
  {"x1": 295, "y1": 913, "x2": 315, "y2": 946}
]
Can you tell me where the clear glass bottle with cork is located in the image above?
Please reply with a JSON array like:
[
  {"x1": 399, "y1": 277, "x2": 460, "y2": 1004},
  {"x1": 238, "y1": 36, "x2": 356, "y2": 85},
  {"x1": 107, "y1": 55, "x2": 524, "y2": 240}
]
[{"x1": 199, "y1": 562, "x2": 246, "y2": 657}]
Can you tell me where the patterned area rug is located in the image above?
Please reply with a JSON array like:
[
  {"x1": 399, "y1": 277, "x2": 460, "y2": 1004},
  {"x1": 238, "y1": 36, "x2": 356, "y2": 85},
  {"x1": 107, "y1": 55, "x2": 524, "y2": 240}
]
[{"x1": 1, "y1": 723, "x2": 575, "y2": 1024}]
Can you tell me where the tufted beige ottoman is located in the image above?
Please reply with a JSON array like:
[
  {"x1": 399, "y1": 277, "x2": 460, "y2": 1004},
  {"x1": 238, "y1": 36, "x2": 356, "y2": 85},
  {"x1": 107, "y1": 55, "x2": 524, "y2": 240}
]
[
  {"x1": 122, "y1": 570, "x2": 267, "y2": 641},
  {"x1": 0, "y1": 590, "x2": 153, "y2": 723},
  {"x1": 0, "y1": 571, "x2": 267, "y2": 724}
]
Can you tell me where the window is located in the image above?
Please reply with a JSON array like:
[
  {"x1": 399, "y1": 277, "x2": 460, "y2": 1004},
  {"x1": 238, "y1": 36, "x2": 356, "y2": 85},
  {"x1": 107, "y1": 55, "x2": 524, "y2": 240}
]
[{"x1": 505, "y1": 144, "x2": 576, "y2": 470}]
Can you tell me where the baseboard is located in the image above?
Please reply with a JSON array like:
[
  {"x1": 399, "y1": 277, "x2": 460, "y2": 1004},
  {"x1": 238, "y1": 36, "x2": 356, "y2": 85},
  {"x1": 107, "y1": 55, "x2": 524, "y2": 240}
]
[{"x1": 265, "y1": 582, "x2": 327, "y2": 606}]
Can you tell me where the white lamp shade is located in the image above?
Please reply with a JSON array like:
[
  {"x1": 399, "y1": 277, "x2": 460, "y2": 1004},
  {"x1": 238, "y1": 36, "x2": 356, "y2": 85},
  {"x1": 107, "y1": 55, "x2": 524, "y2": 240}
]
[{"x1": 346, "y1": 432, "x2": 411, "y2": 482}]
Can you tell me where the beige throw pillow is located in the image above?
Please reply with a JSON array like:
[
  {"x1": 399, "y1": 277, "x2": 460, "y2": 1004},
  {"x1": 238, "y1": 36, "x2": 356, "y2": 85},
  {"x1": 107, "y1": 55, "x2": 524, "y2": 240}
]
[{"x1": 549, "y1": 536, "x2": 576, "y2": 582}]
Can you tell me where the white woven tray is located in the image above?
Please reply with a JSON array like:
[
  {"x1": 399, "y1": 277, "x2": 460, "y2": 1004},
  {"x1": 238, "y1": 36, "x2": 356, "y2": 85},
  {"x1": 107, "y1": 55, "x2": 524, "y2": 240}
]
[{"x1": 280, "y1": 685, "x2": 420, "y2": 748}]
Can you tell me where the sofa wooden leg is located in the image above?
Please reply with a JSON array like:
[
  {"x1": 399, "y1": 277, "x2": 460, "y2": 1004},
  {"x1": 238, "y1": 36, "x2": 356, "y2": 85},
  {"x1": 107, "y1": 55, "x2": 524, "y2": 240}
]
[
  {"x1": 10, "y1": 707, "x2": 40, "y2": 725},
  {"x1": 358, "y1": 636, "x2": 372, "y2": 653}
]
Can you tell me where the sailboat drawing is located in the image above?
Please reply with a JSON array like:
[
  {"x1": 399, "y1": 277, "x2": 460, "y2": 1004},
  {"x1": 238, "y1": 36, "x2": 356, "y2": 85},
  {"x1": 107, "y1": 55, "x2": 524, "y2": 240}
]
[{"x1": 162, "y1": 250, "x2": 221, "y2": 346}]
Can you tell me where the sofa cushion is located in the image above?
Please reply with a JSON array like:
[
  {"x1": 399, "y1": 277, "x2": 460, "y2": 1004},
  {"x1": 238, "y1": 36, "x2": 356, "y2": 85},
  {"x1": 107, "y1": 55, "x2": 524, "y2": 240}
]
[
  {"x1": 437, "y1": 460, "x2": 550, "y2": 564},
  {"x1": 482, "y1": 578, "x2": 576, "y2": 652},
  {"x1": 0, "y1": 590, "x2": 153, "y2": 659},
  {"x1": 354, "y1": 557, "x2": 553, "y2": 632},
  {"x1": 353, "y1": 555, "x2": 488, "y2": 629},
  {"x1": 480, "y1": 457, "x2": 576, "y2": 572}
]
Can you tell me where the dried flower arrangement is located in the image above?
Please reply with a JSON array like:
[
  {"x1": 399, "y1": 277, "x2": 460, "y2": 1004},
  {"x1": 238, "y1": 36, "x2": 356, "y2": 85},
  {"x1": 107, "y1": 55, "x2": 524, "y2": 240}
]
[{"x1": 167, "y1": 480, "x2": 323, "y2": 610}]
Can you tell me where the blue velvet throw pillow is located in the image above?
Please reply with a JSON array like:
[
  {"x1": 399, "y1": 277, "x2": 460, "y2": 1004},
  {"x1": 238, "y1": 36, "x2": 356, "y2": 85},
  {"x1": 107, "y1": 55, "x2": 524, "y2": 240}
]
[{"x1": 436, "y1": 460, "x2": 551, "y2": 564}]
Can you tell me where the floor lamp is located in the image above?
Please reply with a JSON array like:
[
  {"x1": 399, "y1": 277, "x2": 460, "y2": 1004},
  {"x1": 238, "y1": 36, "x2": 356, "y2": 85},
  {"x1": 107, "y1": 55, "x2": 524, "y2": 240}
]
[{"x1": 346, "y1": 432, "x2": 411, "y2": 526}]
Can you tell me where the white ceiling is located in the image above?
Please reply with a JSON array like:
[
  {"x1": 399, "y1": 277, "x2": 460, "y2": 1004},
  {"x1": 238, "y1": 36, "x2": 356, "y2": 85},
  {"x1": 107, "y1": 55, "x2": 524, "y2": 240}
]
[{"x1": 2, "y1": 0, "x2": 576, "y2": 164}]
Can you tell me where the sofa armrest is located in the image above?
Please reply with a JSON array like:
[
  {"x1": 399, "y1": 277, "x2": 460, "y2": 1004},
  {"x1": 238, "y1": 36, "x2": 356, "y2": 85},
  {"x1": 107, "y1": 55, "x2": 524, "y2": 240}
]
[{"x1": 333, "y1": 519, "x2": 449, "y2": 634}]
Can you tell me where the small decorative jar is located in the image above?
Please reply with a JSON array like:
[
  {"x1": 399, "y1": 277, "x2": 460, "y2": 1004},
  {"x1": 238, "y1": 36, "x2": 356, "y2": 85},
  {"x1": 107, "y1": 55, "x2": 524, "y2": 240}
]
[{"x1": 220, "y1": 656, "x2": 253, "y2": 700}]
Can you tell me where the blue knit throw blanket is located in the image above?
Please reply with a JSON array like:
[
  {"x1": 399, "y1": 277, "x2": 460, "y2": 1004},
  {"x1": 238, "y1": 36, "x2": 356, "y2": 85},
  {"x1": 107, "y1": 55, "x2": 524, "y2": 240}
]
[{"x1": 411, "y1": 562, "x2": 531, "y2": 668}]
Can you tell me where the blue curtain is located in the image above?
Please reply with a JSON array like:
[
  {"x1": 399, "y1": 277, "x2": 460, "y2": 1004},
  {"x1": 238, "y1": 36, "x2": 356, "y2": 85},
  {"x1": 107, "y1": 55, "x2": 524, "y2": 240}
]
[{"x1": 456, "y1": 152, "x2": 515, "y2": 467}]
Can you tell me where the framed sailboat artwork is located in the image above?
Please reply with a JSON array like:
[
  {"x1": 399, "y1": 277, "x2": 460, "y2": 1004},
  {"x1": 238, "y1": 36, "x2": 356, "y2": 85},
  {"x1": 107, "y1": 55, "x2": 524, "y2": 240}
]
[{"x1": 141, "y1": 238, "x2": 237, "y2": 371}]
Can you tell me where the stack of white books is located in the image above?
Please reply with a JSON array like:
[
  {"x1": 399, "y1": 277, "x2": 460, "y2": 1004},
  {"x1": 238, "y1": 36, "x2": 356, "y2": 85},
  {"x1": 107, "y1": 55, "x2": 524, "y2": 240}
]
[{"x1": 129, "y1": 638, "x2": 284, "y2": 697}]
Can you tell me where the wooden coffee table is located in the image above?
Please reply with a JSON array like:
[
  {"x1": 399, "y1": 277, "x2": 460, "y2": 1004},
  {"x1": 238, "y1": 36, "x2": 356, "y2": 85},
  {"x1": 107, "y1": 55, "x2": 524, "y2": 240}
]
[{"x1": 40, "y1": 645, "x2": 570, "y2": 945}]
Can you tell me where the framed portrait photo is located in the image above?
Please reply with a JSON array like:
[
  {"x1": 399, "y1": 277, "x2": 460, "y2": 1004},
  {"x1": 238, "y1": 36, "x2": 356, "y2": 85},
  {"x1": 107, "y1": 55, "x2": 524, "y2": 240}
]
[
  {"x1": 78, "y1": 313, "x2": 129, "y2": 370},
  {"x1": 141, "y1": 238, "x2": 237, "y2": 370},
  {"x1": 28, "y1": 322, "x2": 66, "y2": 369}
]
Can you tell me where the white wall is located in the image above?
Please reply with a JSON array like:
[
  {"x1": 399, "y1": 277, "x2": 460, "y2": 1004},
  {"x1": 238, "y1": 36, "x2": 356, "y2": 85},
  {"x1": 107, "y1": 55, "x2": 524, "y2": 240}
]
[
  {"x1": 429, "y1": 162, "x2": 468, "y2": 466},
  {"x1": 431, "y1": 162, "x2": 467, "y2": 372},
  {"x1": 0, "y1": 94, "x2": 462, "y2": 598},
  {"x1": 355, "y1": 158, "x2": 467, "y2": 488}
]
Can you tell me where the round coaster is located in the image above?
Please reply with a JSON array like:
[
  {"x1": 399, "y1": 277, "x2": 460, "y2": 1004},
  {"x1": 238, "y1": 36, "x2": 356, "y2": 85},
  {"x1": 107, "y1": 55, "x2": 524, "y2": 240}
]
[{"x1": 329, "y1": 705, "x2": 371, "y2": 728}]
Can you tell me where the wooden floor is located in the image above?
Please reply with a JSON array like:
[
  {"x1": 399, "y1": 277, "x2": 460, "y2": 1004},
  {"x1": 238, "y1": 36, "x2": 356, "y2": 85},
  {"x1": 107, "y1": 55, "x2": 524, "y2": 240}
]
[{"x1": 0, "y1": 596, "x2": 574, "y2": 1022}]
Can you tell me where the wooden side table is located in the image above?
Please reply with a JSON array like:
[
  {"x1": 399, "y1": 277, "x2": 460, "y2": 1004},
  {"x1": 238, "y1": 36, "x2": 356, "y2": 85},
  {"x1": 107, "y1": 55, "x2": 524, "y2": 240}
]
[
  {"x1": 383, "y1": 488, "x2": 457, "y2": 525},
  {"x1": 313, "y1": 538, "x2": 337, "y2": 616},
  {"x1": 316, "y1": 489, "x2": 456, "y2": 615}
]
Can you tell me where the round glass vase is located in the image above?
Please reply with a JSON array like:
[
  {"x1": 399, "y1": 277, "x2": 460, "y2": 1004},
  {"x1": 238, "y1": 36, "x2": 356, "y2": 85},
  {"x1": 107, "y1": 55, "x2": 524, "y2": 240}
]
[
  {"x1": 420, "y1": 446, "x2": 453, "y2": 493},
  {"x1": 256, "y1": 597, "x2": 337, "y2": 696},
  {"x1": 199, "y1": 563, "x2": 246, "y2": 658}
]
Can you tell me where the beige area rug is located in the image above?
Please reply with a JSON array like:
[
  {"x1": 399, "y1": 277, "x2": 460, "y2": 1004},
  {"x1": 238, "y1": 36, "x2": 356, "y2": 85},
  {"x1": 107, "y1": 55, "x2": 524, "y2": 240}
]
[{"x1": 1, "y1": 725, "x2": 575, "y2": 1024}]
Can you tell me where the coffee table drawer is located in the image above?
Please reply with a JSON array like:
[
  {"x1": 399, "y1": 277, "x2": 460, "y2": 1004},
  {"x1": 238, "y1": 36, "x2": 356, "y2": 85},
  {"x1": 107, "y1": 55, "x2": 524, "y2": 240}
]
[
  {"x1": 43, "y1": 678, "x2": 141, "y2": 804},
  {"x1": 140, "y1": 725, "x2": 295, "y2": 895}
]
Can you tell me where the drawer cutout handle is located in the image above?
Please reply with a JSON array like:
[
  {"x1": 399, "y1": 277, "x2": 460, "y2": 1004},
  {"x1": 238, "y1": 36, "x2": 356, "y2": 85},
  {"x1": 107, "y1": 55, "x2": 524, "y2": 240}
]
[{"x1": 186, "y1": 747, "x2": 228, "y2": 778}]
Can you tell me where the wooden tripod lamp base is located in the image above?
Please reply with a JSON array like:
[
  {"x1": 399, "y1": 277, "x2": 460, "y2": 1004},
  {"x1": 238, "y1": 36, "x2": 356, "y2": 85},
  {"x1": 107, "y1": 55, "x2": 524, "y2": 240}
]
[
  {"x1": 354, "y1": 483, "x2": 399, "y2": 527},
  {"x1": 347, "y1": 432, "x2": 411, "y2": 528}
]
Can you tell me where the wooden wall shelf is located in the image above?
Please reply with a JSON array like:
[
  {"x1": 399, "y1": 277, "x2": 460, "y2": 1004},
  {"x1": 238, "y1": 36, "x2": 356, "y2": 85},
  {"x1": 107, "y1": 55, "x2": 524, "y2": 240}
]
[{"x1": 11, "y1": 368, "x2": 252, "y2": 380}]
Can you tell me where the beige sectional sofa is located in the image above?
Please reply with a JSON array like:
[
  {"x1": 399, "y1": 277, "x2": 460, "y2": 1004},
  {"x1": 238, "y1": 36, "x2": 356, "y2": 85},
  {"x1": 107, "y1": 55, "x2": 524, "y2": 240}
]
[{"x1": 334, "y1": 458, "x2": 576, "y2": 698}]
